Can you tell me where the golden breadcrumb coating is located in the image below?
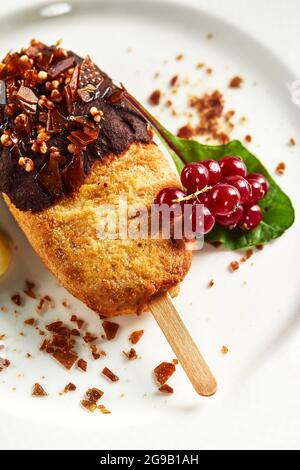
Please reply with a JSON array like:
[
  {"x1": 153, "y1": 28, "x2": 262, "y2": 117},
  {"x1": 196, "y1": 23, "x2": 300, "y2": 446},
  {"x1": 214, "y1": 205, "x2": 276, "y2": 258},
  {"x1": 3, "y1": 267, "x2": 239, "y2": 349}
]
[{"x1": 4, "y1": 142, "x2": 192, "y2": 317}]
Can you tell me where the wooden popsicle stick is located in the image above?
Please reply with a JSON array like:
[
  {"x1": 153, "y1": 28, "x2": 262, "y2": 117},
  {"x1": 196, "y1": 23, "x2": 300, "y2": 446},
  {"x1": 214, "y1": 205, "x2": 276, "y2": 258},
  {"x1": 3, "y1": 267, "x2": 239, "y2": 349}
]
[{"x1": 149, "y1": 293, "x2": 217, "y2": 397}]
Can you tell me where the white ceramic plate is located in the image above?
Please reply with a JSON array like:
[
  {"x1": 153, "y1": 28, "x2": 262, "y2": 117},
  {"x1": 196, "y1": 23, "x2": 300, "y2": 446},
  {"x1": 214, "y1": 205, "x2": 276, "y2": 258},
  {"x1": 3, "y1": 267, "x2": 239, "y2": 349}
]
[{"x1": 0, "y1": 0, "x2": 300, "y2": 450}]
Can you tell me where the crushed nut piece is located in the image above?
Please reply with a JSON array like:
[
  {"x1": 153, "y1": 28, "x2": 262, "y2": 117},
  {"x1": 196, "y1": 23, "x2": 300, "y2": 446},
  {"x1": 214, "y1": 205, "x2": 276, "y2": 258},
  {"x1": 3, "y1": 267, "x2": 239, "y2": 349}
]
[{"x1": 18, "y1": 157, "x2": 34, "y2": 172}]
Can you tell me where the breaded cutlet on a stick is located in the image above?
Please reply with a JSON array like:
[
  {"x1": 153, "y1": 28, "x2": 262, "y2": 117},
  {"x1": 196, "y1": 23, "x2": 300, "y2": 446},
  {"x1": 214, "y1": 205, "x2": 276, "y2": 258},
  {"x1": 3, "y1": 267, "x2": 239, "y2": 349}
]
[{"x1": 0, "y1": 41, "x2": 191, "y2": 317}]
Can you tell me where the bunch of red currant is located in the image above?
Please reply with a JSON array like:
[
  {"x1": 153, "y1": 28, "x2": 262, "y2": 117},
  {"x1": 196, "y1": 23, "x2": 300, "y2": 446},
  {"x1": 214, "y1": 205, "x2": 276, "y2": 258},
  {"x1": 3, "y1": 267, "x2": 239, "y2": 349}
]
[{"x1": 154, "y1": 156, "x2": 269, "y2": 236}]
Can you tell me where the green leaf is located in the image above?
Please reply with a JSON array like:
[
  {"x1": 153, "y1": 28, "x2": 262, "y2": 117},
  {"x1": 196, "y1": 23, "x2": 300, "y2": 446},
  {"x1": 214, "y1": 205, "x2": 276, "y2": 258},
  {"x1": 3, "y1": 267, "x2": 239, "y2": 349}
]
[{"x1": 124, "y1": 92, "x2": 295, "y2": 250}]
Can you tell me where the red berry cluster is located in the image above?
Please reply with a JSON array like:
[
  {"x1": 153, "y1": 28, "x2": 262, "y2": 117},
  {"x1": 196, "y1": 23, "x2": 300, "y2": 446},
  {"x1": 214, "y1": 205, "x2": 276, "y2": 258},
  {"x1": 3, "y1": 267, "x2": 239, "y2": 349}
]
[{"x1": 154, "y1": 156, "x2": 269, "y2": 237}]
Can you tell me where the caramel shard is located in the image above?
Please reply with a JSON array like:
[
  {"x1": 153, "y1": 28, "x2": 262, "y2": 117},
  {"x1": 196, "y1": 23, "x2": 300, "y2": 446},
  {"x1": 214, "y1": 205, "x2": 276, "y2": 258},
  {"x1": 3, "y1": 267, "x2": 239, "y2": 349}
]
[
  {"x1": 275, "y1": 162, "x2": 286, "y2": 175},
  {"x1": 129, "y1": 329, "x2": 144, "y2": 345},
  {"x1": 148, "y1": 89, "x2": 161, "y2": 106},
  {"x1": 98, "y1": 404, "x2": 111, "y2": 414},
  {"x1": 24, "y1": 280, "x2": 36, "y2": 299},
  {"x1": 64, "y1": 382, "x2": 76, "y2": 393},
  {"x1": 229, "y1": 261, "x2": 239, "y2": 272},
  {"x1": 102, "y1": 321, "x2": 119, "y2": 341},
  {"x1": 32, "y1": 383, "x2": 47, "y2": 397},
  {"x1": 102, "y1": 367, "x2": 119, "y2": 382},
  {"x1": 83, "y1": 331, "x2": 98, "y2": 343},
  {"x1": 52, "y1": 348, "x2": 78, "y2": 370},
  {"x1": 77, "y1": 358, "x2": 87, "y2": 372},
  {"x1": 123, "y1": 348, "x2": 138, "y2": 360},
  {"x1": 221, "y1": 345, "x2": 229, "y2": 355},
  {"x1": 158, "y1": 384, "x2": 174, "y2": 394},
  {"x1": 154, "y1": 362, "x2": 176, "y2": 385},
  {"x1": 86, "y1": 387, "x2": 103, "y2": 404},
  {"x1": 81, "y1": 399, "x2": 97, "y2": 413},
  {"x1": 11, "y1": 294, "x2": 22, "y2": 306},
  {"x1": 229, "y1": 76, "x2": 243, "y2": 88}
]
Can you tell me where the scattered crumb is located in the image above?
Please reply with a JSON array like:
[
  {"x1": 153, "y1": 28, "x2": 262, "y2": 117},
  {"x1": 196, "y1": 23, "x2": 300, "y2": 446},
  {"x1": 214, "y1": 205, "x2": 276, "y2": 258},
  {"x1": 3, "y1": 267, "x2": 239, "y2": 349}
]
[
  {"x1": 36, "y1": 295, "x2": 53, "y2": 313},
  {"x1": 0, "y1": 357, "x2": 10, "y2": 372},
  {"x1": 158, "y1": 384, "x2": 174, "y2": 394},
  {"x1": 240, "y1": 249, "x2": 253, "y2": 263},
  {"x1": 244, "y1": 134, "x2": 252, "y2": 143},
  {"x1": 102, "y1": 321, "x2": 119, "y2": 340},
  {"x1": 208, "y1": 279, "x2": 215, "y2": 288},
  {"x1": 177, "y1": 123, "x2": 195, "y2": 139},
  {"x1": 64, "y1": 382, "x2": 76, "y2": 393},
  {"x1": 288, "y1": 137, "x2": 296, "y2": 146},
  {"x1": 11, "y1": 294, "x2": 22, "y2": 306},
  {"x1": 24, "y1": 281, "x2": 36, "y2": 299},
  {"x1": 98, "y1": 404, "x2": 111, "y2": 414},
  {"x1": 275, "y1": 162, "x2": 286, "y2": 175},
  {"x1": 229, "y1": 261, "x2": 239, "y2": 272},
  {"x1": 207, "y1": 32, "x2": 214, "y2": 40},
  {"x1": 83, "y1": 331, "x2": 98, "y2": 343},
  {"x1": 148, "y1": 89, "x2": 161, "y2": 106},
  {"x1": 70, "y1": 314, "x2": 84, "y2": 329},
  {"x1": 154, "y1": 362, "x2": 176, "y2": 385},
  {"x1": 32, "y1": 382, "x2": 47, "y2": 397},
  {"x1": 81, "y1": 400, "x2": 97, "y2": 413},
  {"x1": 229, "y1": 76, "x2": 243, "y2": 88},
  {"x1": 129, "y1": 329, "x2": 144, "y2": 345},
  {"x1": 256, "y1": 244, "x2": 264, "y2": 251},
  {"x1": 169, "y1": 75, "x2": 179, "y2": 87},
  {"x1": 123, "y1": 348, "x2": 138, "y2": 360},
  {"x1": 102, "y1": 367, "x2": 119, "y2": 382},
  {"x1": 175, "y1": 53, "x2": 184, "y2": 61},
  {"x1": 86, "y1": 387, "x2": 103, "y2": 403},
  {"x1": 172, "y1": 358, "x2": 179, "y2": 365},
  {"x1": 221, "y1": 345, "x2": 229, "y2": 355},
  {"x1": 212, "y1": 241, "x2": 222, "y2": 248},
  {"x1": 77, "y1": 358, "x2": 87, "y2": 372},
  {"x1": 24, "y1": 318, "x2": 35, "y2": 326}
]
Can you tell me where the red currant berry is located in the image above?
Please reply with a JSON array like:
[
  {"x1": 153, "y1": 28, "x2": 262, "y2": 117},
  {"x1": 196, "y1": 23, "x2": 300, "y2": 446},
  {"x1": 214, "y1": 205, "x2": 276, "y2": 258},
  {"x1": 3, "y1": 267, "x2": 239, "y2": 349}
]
[
  {"x1": 219, "y1": 156, "x2": 247, "y2": 178},
  {"x1": 208, "y1": 183, "x2": 241, "y2": 216},
  {"x1": 196, "y1": 190, "x2": 211, "y2": 205},
  {"x1": 186, "y1": 203, "x2": 215, "y2": 236},
  {"x1": 246, "y1": 173, "x2": 269, "y2": 196},
  {"x1": 154, "y1": 187, "x2": 185, "y2": 211},
  {"x1": 181, "y1": 162, "x2": 209, "y2": 193},
  {"x1": 240, "y1": 204, "x2": 262, "y2": 230},
  {"x1": 201, "y1": 160, "x2": 221, "y2": 186},
  {"x1": 216, "y1": 205, "x2": 244, "y2": 228},
  {"x1": 246, "y1": 178, "x2": 265, "y2": 205},
  {"x1": 222, "y1": 175, "x2": 251, "y2": 204}
]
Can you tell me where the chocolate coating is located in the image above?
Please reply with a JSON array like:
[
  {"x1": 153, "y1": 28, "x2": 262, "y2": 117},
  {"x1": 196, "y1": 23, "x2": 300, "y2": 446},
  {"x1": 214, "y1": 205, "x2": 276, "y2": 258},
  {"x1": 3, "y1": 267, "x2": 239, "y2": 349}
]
[{"x1": 0, "y1": 42, "x2": 151, "y2": 212}]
